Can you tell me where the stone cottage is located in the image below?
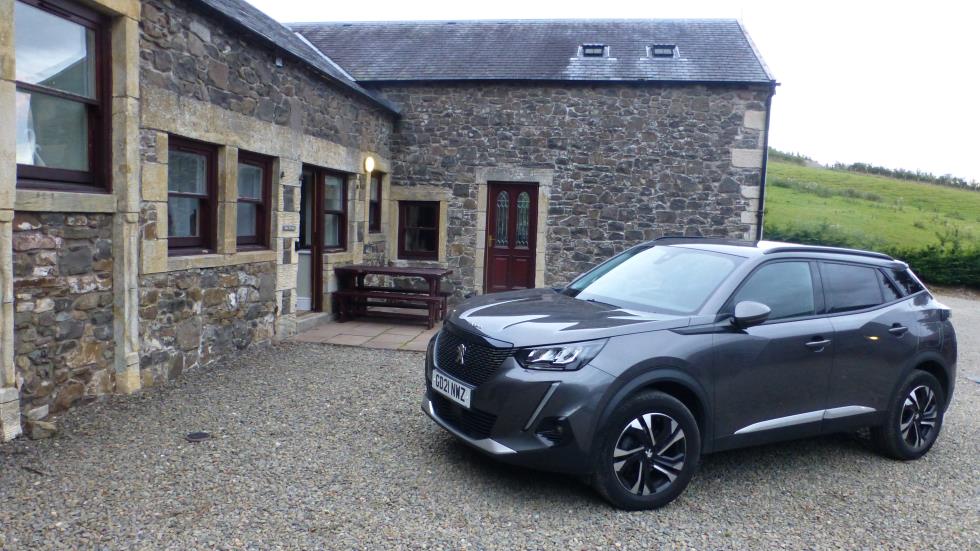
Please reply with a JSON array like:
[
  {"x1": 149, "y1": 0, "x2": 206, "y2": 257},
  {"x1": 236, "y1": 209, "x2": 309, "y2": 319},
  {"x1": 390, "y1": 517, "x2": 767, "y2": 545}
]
[{"x1": 0, "y1": 0, "x2": 775, "y2": 440}]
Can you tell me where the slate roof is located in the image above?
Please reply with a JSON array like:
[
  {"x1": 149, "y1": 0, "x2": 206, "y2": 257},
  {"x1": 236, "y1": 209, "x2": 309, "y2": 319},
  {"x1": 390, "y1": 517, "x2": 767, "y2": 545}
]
[
  {"x1": 290, "y1": 19, "x2": 775, "y2": 84},
  {"x1": 196, "y1": 0, "x2": 400, "y2": 113}
]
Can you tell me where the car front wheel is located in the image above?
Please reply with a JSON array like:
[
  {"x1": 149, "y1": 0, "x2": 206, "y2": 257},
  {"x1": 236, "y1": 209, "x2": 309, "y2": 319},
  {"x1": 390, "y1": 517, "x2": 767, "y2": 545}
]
[
  {"x1": 872, "y1": 370, "x2": 946, "y2": 460},
  {"x1": 592, "y1": 391, "x2": 701, "y2": 510}
]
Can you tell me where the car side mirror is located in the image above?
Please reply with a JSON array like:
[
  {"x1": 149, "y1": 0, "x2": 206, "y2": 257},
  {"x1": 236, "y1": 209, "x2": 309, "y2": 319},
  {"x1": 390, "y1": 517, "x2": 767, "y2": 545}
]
[{"x1": 732, "y1": 301, "x2": 771, "y2": 329}]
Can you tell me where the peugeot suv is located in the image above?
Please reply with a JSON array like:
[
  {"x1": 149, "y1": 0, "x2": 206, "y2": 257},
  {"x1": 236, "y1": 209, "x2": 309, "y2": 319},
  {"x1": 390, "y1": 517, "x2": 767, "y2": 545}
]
[{"x1": 422, "y1": 239, "x2": 957, "y2": 509}]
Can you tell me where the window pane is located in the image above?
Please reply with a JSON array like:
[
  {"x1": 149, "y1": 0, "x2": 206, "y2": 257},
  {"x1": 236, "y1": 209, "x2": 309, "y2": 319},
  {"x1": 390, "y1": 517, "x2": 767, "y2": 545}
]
[
  {"x1": 15, "y1": 89, "x2": 88, "y2": 170},
  {"x1": 823, "y1": 263, "x2": 884, "y2": 313},
  {"x1": 516, "y1": 192, "x2": 530, "y2": 247},
  {"x1": 238, "y1": 163, "x2": 263, "y2": 199},
  {"x1": 15, "y1": 1, "x2": 96, "y2": 99},
  {"x1": 237, "y1": 202, "x2": 257, "y2": 237},
  {"x1": 406, "y1": 203, "x2": 437, "y2": 229},
  {"x1": 879, "y1": 271, "x2": 902, "y2": 302},
  {"x1": 323, "y1": 213, "x2": 341, "y2": 248},
  {"x1": 734, "y1": 262, "x2": 815, "y2": 320},
  {"x1": 370, "y1": 176, "x2": 381, "y2": 201},
  {"x1": 890, "y1": 269, "x2": 924, "y2": 296},
  {"x1": 324, "y1": 175, "x2": 344, "y2": 211},
  {"x1": 168, "y1": 150, "x2": 207, "y2": 194},
  {"x1": 495, "y1": 191, "x2": 509, "y2": 246},
  {"x1": 168, "y1": 197, "x2": 201, "y2": 238}
]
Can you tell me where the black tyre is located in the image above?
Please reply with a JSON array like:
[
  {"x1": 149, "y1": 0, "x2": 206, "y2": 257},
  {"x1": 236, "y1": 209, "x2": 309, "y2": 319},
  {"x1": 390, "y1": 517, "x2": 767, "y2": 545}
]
[
  {"x1": 871, "y1": 370, "x2": 946, "y2": 460},
  {"x1": 592, "y1": 391, "x2": 700, "y2": 510}
]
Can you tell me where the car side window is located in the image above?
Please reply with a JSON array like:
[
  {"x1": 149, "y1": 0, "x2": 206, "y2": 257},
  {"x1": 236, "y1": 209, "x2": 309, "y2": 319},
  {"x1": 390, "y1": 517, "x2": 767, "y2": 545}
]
[
  {"x1": 879, "y1": 270, "x2": 902, "y2": 302},
  {"x1": 731, "y1": 262, "x2": 816, "y2": 321},
  {"x1": 822, "y1": 263, "x2": 884, "y2": 313},
  {"x1": 890, "y1": 268, "x2": 924, "y2": 296}
]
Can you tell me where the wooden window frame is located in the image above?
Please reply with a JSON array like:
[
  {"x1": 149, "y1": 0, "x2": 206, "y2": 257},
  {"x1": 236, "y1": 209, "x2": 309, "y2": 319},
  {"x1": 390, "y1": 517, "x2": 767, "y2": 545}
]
[
  {"x1": 236, "y1": 151, "x2": 272, "y2": 249},
  {"x1": 368, "y1": 172, "x2": 383, "y2": 233},
  {"x1": 14, "y1": 0, "x2": 111, "y2": 192},
  {"x1": 167, "y1": 137, "x2": 218, "y2": 255},
  {"x1": 321, "y1": 171, "x2": 348, "y2": 252},
  {"x1": 397, "y1": 200, "x2": 440, "y2": 261}
]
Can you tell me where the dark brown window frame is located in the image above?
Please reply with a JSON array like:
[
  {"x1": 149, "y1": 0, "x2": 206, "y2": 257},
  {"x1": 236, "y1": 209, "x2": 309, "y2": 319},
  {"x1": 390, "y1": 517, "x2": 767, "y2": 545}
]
[
  {"x1": 14, "y1": 0, "x2": 111, "y2": 192},
  {"x1": 397, "y1": 200, "x2": 440, "y2": 261},
  {"x1": 167, "y1": 137, "x2": 218, "y2": 255},
  {"x1": 368, "y1": 172, "x2": 383, "y2": 233},
  {"x1": 321, "y1": 171, "x2": 348, "y2": 252},
  {"x1": 236, "y1": 151, "x2": 272, "y2": 249}
]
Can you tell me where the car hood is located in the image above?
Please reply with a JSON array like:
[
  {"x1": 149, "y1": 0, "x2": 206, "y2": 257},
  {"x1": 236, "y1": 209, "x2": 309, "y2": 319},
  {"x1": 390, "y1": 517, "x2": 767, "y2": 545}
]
[{"x1": 446, "y1": 288, "x2": 691, "y2": 348}]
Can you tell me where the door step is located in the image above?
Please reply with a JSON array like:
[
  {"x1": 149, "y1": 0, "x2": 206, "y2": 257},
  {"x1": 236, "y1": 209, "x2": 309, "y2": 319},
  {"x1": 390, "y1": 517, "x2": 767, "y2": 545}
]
[{"x1": 296, "y1": 311, "x2": 331, "y2": 333}]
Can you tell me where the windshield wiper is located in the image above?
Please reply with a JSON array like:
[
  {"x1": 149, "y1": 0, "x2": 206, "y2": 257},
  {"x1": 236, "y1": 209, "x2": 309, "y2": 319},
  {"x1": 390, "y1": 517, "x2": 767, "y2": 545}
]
[{"x1": 582, "y1": 298, "x2": 620, "y2": 308}]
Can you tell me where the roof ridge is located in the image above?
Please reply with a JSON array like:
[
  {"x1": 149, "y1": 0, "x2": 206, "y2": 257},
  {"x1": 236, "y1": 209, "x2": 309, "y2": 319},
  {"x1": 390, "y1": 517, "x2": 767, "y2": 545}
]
[{"x1": 290, "y1": 17, "x2": 742, "y2": 26}]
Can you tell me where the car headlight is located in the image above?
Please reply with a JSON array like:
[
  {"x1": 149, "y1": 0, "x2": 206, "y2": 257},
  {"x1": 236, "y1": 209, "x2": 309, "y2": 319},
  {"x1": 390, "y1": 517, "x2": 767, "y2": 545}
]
[{"x1": 516, "y1": 339, "x2": 607, "y2": 371}]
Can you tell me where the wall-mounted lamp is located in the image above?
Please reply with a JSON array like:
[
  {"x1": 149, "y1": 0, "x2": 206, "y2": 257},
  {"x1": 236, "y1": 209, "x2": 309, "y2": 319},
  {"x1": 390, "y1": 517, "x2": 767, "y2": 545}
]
[{"x1": 364, "y1": 156, "x2": 375, "y2": 174}]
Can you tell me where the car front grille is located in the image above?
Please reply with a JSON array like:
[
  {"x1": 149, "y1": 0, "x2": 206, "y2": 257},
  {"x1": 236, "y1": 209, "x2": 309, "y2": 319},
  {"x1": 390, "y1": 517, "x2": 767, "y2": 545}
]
[
  {"x1": 430, "y1": 393, "x2": 497, "y2": 440},
  {"x1": 435, "y1": 329, "x2": 513, "y2": 387}
]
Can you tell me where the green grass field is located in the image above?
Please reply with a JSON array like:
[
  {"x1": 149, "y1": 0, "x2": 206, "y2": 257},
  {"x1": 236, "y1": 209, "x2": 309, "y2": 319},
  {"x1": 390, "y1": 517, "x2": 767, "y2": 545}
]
[{"x1": 764, "y1": 161, "x2": 980, "y2": 249}]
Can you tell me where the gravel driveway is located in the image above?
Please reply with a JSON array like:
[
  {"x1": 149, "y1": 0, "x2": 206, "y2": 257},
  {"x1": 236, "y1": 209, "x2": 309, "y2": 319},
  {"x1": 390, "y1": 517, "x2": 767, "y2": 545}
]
[{"x1": 1, "y1": 294, "x2": 978, "y2": 550}]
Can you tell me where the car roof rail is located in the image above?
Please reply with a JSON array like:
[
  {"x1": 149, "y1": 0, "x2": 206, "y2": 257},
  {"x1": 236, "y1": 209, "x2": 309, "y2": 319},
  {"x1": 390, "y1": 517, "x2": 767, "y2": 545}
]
[{"x1": 762, "y1": 245, "x2": 894, "y2": 261}]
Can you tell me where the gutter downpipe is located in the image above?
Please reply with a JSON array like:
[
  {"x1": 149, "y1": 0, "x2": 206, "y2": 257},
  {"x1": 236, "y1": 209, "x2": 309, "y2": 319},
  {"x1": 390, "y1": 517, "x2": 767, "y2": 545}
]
[{"x1": 756, "y1": 82, "x2": 777, "y2": 241}]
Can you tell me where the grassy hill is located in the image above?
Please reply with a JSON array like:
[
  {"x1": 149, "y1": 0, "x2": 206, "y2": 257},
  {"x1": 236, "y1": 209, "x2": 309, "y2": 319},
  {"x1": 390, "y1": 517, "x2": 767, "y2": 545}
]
[
  {"x1": 763, "y1": 160, "x2": 980, "y2": 288},
  {"x1": 764, "y1": 161, "x2": 980, "y2": 250}
]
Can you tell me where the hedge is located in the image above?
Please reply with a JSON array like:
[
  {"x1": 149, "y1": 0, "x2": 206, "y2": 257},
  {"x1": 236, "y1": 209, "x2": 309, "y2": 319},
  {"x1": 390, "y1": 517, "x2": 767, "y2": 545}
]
[{"x1": 765, "y1": 224, "x2": 980, "y2": 289}]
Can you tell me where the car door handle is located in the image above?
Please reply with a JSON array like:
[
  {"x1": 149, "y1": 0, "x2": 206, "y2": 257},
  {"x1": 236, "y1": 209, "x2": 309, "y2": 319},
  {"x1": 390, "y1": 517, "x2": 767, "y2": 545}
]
[
  {"x1": 888, "y1": 324, "x2": 909, "y2": 336},
  {"x1": 805, "y1": 338, "x2": 832, "y2": 350}
]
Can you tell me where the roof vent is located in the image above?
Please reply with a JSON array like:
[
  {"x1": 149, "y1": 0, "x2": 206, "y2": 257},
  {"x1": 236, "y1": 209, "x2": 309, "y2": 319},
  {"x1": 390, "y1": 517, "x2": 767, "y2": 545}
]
[
  {"x1": 581, "y1": 44, "x2": 607, "y2": 57},
  {"x1": 650, "y1": 44, "x2": 677, "y2": 58}
]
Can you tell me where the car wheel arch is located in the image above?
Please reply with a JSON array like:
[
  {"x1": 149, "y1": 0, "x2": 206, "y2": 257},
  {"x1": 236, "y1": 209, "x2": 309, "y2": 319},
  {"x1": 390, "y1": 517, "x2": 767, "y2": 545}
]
[
  {"x1": 594, "y1": 366, "x2": 714, "y2": 455},
  {"x1": 911, "y1": 356, "x2": 952, "y2": 409}
]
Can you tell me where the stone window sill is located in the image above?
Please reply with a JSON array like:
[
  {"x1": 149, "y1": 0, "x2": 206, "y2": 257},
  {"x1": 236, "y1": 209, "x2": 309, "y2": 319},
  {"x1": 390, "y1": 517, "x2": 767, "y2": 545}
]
[
  {"x1": 15, "y1": 190, "x2": 116, "y2": 213},
  {"x1": 166, "y1": 249, "x2": 277, "y2": 272}
]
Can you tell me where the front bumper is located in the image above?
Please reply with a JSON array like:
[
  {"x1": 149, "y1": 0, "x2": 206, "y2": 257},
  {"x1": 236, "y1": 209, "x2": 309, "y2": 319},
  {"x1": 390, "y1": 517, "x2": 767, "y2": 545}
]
[
  {"x1": 422, "y1": 331, "x2": 615, "y2": 475},
  {"x1": 422, "y1": 397, "x2": 517, "y2": 455}
]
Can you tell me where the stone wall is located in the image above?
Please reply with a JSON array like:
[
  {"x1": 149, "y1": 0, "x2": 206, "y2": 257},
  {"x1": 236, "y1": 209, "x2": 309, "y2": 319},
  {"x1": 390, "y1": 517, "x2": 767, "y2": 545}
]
[
  {"x1": 139, "y1": 0, "x2": 391, "y2": 154},
  {"x1": 134, "y1": 0, "x2": 396, "y2": 390},
  {"x1": 138, "y1": 262, "x2": 276, "y2": 387},
  {"x1": 374, "y1": 82, "x2": 771, "y2": 292},
  {"x1": 11, "y1": 213, "x2": 115, "y2": 415}
]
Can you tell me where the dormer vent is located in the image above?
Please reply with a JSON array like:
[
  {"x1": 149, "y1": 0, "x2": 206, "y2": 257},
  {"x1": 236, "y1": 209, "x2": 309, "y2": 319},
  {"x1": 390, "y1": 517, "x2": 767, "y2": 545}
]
[
  {"x1": 650, "y1": 44, "x2": 677, "y2": 58},
  {"x1": 581, "y1": 44, "x2": 607, "y2": 57}
]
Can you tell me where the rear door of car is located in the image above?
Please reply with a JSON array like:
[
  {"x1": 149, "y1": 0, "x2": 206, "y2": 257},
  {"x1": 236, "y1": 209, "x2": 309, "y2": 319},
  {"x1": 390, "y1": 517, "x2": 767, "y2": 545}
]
[{"x1": 819, "y1": 261, "x2": 920, "y2": 430}]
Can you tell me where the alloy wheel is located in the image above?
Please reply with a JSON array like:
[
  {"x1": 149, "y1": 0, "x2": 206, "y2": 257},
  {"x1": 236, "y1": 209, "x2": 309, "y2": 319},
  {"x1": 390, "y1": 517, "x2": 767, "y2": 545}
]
[
  {"x1": 900, "y1": 385, "x2": 939, "y2": 449},
  {"x1": 612, "y1": 412, "x2": 686, "y2": 495}
]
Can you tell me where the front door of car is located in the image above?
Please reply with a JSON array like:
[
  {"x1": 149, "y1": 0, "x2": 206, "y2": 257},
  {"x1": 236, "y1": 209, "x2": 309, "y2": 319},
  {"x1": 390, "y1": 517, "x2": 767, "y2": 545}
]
[
  {"x1": 711, "y1": 260, "x2": 835, "y2": 449},
  {"x1": 819, "y1": 262, "x2": 920, "y2": 426}
]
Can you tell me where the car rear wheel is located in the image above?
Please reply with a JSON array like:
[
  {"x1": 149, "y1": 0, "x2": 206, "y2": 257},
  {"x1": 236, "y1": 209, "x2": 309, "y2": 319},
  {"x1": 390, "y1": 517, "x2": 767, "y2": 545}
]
[
  {"x1": 592, "y1": 391, "x2": 700, "y2": 510},
  {"x1": 871, "y1": 370, "x2": 946, "y2": 460}
]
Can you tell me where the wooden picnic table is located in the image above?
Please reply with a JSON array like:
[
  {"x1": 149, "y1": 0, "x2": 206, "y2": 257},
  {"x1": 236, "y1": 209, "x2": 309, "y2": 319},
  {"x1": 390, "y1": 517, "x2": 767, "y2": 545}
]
[{"x1": 334, "y1": 264, "x2": 454, "y2": 328}]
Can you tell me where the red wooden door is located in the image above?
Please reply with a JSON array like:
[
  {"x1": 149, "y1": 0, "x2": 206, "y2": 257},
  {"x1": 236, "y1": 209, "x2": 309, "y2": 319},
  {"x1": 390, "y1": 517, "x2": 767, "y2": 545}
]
[{"x1": 485, "y1": 182, "x2": 538, "y2": 292}]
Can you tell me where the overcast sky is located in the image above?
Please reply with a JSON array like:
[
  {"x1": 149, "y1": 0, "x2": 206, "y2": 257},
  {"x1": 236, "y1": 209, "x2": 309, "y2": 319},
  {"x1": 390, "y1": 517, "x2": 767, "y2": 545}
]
[{"x1": 247, "y1": 0, "x2": 979, "y2": 182}]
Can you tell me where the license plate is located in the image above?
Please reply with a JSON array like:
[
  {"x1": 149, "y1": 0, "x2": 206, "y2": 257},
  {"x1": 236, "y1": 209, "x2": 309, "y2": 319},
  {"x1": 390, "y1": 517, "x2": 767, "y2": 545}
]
[{"x1": 432, "y1": 369, "x2": 472, "y2": 409}]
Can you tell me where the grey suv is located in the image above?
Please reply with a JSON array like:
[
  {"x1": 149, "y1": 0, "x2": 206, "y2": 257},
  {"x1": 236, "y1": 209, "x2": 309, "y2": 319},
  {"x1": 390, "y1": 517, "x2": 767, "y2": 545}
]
[{"x1": 423, "y1": 239, "x2": 957, "y2": 509}]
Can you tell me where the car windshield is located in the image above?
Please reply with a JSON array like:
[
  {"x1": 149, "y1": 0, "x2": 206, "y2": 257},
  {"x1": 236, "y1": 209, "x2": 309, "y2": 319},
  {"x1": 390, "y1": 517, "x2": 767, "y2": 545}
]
[{"x1": 565, "y1": 245, "x2": 743, "y2": 314}]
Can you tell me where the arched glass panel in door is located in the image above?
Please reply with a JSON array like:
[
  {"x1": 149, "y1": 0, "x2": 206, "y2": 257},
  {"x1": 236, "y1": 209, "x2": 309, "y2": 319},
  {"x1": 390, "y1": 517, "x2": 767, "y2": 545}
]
[
  {"x1": 516, "y1": 192, "x2": 530, "y2": 248},
  {"x1": 495, "y1": 191, "x2": 509, "y2": 246}
]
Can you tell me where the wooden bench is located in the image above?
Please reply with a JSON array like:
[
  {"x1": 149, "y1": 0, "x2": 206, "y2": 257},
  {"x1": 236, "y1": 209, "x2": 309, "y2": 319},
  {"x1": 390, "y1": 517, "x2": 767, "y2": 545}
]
[
  {"x1": 333, "y1": 265, "x2": 454, "y2": 329},
  {"x1": 335, "y1": 290, "x2": 445, "y2": 329}
]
